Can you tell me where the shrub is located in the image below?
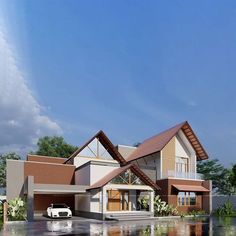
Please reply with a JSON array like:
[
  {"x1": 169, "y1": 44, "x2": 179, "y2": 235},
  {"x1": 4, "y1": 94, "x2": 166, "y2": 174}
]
[
  {"x1": 154, "y1": 195, "x2": 178, "y2": 216},
  {"x1": 7, "y1": 198, "x2": 26, "y2": 221},
  {"x1": 138, "y1": 195, "x2": 149, "y2": 210},
  {"x1": 216, "y1": 200, "x2": 234, "y2": 216}
]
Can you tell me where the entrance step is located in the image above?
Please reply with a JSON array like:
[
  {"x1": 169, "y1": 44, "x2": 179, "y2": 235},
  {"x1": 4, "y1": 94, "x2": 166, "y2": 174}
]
[{"x1": 105, "y1": 212, "x2": 153, "y2": 221}]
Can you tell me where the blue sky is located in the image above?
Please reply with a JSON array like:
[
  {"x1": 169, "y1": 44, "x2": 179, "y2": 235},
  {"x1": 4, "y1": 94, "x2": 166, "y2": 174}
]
[{"x1": 0, "y1": 1, "x2": 236, "y2": 166}]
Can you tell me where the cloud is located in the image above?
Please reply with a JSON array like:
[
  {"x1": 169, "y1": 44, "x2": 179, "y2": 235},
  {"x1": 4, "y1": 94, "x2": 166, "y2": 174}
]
[{"x1": 0, "y1": 22, "x2": 62, "y2": 154}]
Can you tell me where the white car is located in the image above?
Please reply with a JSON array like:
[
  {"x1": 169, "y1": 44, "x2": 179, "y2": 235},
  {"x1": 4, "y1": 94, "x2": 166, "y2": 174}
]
[{"x1": 47, "y1": 203, "x2": 72, "y2": 218}]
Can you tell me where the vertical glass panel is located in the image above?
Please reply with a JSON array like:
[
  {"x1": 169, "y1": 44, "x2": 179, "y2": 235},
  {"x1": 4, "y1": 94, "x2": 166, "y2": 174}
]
[
  {"x1": 190, "y1": 192, "x2": 196, "y2": 205},
  {"x1": 78, "y1": 146, "x2": 96, "y2": 157},
  {"x1": 109, "y1": 170, "x2": 145, "y2": 185}
]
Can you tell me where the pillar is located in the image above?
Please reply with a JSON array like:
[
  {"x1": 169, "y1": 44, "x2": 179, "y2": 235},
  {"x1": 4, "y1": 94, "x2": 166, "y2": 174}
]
[
  {"x1": 26, "y1": 176, "x2": 34, "y2": 222},
  {"x1": 149, "y1": 190, "x2": 154, "y2": 214}
]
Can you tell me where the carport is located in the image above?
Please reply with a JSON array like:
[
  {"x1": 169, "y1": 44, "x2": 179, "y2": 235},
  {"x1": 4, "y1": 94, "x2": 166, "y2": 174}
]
[{"x1": 24, "y1": 176, "x2": 88, "y2": 221}]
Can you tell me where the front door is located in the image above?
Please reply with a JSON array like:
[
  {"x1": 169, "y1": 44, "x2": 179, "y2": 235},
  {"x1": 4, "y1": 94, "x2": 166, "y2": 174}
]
[
  {"x1": 107, "y1": 190, "x2": 121, "y2": 211},
  {"x1": 107, "y1": 190, "x2": 130, "y2": 211}
]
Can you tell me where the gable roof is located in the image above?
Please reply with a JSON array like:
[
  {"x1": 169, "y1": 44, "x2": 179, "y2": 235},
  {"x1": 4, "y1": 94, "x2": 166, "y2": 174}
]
[
  {"x1": 125, "y1": 121, "x2": 208, "y2": 162},
  {"x1": 87, "y1": 163, "x2": 160, "y2": 190},
  {"x1": 64, "y1": 130, "x2": 126, "y2": 165}
]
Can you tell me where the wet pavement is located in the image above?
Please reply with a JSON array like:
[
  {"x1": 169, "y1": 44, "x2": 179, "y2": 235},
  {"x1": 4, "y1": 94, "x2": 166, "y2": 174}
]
[{"x1": 1, "y1": 216, "x2": 236, "y2": 235}]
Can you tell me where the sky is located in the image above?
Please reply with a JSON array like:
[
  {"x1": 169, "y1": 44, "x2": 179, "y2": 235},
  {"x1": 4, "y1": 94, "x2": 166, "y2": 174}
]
[{"x1": 0, "y1": 0, "x2": 236, "y2": 166}]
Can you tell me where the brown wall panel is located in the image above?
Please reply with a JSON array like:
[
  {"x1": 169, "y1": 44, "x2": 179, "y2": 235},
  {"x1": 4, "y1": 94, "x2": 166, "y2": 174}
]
[
  {"x1": 156, "y1": 179, "x2": 210, "y2": 213},
  {"x1": 24, "y1": 162, "x2": 75, "y2": 184},
  {"x1": 27, "y1": 155, "x2": 67, "y2": 164}
]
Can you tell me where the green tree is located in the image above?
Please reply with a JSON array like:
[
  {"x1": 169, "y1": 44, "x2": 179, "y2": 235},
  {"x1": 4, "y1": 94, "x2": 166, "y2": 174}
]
[
  {"x1": 0, "y1": 153, "x2": 21, "y2": 189},
  {"x1": 230, "y1": 164, "x2": 236, "y2": 187},
  {"x1": 32, "y1": 136, "x2": 78, "y2": 158},
  {"x1": 228, "y1": 164, "x2": 236, "y2": 194},
  {"x1": 197, "y1": 159, "x2": 233, "y2": 194}
]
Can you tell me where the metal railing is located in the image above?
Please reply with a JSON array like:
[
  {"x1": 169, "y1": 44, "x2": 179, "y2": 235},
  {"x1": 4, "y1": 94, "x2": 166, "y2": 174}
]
[{"x1": 165, "y1": 170, "x2": 204, "y2": 180}]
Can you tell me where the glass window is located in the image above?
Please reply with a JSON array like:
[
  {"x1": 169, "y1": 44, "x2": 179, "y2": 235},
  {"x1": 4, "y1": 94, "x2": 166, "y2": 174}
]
[
  {"x1": 190, "y1": 192, "x2": 196, "y2": 205},
  {"x1": 176, "y1": 157, "x2": 188, "y2": 173},
  {"x1": 177, "y1": 192, "x2": 196, "y2": 206},
  {"x1": 109, "y1": 169, "x2": 145, "y2": 185}
]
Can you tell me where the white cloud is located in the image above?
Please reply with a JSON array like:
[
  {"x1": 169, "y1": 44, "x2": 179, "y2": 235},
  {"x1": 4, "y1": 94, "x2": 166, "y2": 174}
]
[{"x1": 0, "y1": 22, "x2": 62, "y2": 154}]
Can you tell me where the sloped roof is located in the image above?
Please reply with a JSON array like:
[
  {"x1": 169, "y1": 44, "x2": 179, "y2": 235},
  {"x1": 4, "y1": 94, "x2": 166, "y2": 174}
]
[
  {"x1": 87, "y1": 163, "x2": 160, "y2": 190},
  {"x1": 173, "y1": 184, "x2": 210, "y2": 192},
  {"x1": 126, "y1": 121, "x2": 208, "y2": 162},
  {"x1": 64, "y1": 130, "x2": 126, "y2": 165}
]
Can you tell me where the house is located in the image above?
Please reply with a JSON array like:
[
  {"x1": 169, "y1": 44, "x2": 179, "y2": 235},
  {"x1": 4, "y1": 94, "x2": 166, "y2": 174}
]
[
  {"x1": 118, "y1": 121, "x2": 212, "y2": 214},
  {"x1": 6, "y1": 121, "x2": 211, "y2": 221}
]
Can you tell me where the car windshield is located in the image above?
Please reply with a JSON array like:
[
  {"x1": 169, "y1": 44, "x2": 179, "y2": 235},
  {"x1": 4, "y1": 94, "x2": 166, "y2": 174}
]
[{"x1": 51, "y1": 204, "x2": 68, "y2": 208}]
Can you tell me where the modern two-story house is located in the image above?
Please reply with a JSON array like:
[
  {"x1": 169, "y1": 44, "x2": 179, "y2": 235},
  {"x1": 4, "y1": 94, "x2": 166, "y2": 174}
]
[
  {"x1": 6, "y1": 121, "x2": 211, "y2": 221},
  {"x1": 118, "y1": 121, "x2": 211, "y2": 214}
]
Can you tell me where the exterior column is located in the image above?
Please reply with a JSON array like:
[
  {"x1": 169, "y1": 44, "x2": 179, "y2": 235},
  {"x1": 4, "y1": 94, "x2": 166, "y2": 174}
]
[
  {"x1": 102, "y1": 187, "x2": 107, "y2": 215},
  {"x1": 149, "y1": 190, "x2": 154, "y2": 214},
  {"x1": 26, "y1": 176, "x2": 34, "y2": 222}
]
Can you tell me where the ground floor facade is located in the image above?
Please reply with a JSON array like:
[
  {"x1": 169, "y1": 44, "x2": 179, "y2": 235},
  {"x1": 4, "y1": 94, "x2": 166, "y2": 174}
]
[
  {"x1": 156, "y1": 178, "x2": 212, "y2": 214},
  {"x1": 75, "y1": 185, "x2": 154, "y2": 220}
]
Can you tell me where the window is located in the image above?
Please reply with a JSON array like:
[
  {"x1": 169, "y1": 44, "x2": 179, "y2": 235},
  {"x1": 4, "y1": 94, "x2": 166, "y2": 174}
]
[
  {"x1": 176, "y1": 157, "x2": 188, "y2": 173},
  {"x1": 78, "y1": 138, "x2": 113, "y2": 160},
  {"x1": 109, "y1": 169, "x2": 145, "y2": 185},
  {"x1": 177, "y1": 192, "x2": 196, "y2": 206}
]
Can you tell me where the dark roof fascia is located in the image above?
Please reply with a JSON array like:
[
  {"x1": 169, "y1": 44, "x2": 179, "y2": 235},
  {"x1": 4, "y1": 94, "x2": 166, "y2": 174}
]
[{"x1": 64, "y1": 130, "x2": 126, "y2": 165}]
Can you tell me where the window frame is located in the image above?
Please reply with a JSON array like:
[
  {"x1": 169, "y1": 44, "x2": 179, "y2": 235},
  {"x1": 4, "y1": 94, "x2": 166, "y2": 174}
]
[{"x1": 177, "y1": 191, "x2": 196, "y2": 206}]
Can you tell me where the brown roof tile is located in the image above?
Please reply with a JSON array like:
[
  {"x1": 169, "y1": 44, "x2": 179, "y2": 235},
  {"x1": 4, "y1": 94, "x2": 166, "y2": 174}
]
[{"x1": 126, "y1": 121, "x2": 208, "y2": 162}]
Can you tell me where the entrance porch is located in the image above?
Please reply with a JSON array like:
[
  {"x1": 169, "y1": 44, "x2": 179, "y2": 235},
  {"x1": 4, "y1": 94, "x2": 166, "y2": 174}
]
[{"x1": 101, "y1": 184, "x2": 154, "y2": 220}]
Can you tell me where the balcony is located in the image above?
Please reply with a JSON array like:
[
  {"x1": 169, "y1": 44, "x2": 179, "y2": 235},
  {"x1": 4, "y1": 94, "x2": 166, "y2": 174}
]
[{"x1": 164, "y1": 171, "x2": 204, "y2": 180}]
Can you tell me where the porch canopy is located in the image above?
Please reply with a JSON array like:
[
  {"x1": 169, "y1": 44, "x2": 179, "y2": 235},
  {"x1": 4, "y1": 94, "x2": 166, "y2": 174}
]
[{"x1": 173, "y1": 184, "x2": 209, "y2": 192}]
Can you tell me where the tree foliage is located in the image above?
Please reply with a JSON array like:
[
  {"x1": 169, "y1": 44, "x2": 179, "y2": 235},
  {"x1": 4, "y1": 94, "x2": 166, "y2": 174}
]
[
  {"x1": 197, "y1": 159, "x2": 224, "y2": 188},
  {"x1": 0, "y1": 153, "x2": 21, "y2": 189},
  {"x1": 197, "y1": 159, "x2": 235, "y2": 195},
  {"x1": 32, "y1": 136, "x2": 78, "y2": 158}
]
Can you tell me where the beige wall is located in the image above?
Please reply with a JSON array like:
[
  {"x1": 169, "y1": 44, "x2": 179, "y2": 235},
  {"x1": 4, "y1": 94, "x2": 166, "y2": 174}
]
[
  {"x1": 117, "y1": 145, "x2": 137, "y2": 159},
  {"x1": 6, "y1": 160, "x2": 25, "y2": 200},
  {"x1": 161, "y1": 137, "x2": 176, "y2": 178}
]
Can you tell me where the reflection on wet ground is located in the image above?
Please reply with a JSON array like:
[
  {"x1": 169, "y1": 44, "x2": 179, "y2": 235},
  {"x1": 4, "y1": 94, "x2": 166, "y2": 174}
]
[{"x1": 1, "y1": 216, "x2": 236, "y2": 235}]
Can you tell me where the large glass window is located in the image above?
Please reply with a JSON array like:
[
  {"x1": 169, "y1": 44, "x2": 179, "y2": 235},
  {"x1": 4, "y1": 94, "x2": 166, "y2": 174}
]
[
  {"x1": 176, "y1": 157, "x2": 188, "y2": 173},
  {"x1": 109, "y1": 169, "x2": 145, "y2": 185},
  {"x1": 177, "y1": 192, "x2": 196, "y2": 206},
  {"x1": 78, "y1": 138, "x2": 113, "y2": 160}
]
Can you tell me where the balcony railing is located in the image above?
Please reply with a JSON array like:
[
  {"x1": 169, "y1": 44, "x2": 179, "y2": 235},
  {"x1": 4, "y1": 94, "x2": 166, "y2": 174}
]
[{"x1": 164, "y1": 170, "x2": 204, "y2": 180}]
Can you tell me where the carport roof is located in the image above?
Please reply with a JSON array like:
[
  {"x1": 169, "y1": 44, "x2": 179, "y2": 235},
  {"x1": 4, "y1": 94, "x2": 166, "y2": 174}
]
[{"x1": 29, "y1": 184, "x2": 88, "y2": 194}]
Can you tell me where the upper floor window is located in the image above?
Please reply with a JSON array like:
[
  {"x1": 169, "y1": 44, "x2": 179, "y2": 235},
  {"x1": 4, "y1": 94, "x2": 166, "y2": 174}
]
[{"x1": 176, "y1": 157, "x2": 188, "y2": 173}]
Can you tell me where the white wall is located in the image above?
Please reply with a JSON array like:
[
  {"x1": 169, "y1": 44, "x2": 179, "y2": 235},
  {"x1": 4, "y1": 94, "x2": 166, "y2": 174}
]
[
  {"x1": 90, "y1": 190, "x2": 101, "y2": 212},
  {"x1": 90, "y1": 164, "x2": 118, "y2": 185},
  {"x1": 75, "y1": 165, "x2": 90, "y2": 185},
  {"x1": 75, "y1": 194, "x2": 90, "y2": 211},
  {"x1": 176, "y1": 130, "x2": 196, "y2": 174},
  {"x1": 129, "y1": 190, "x2": 137, "y2": 210}
]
